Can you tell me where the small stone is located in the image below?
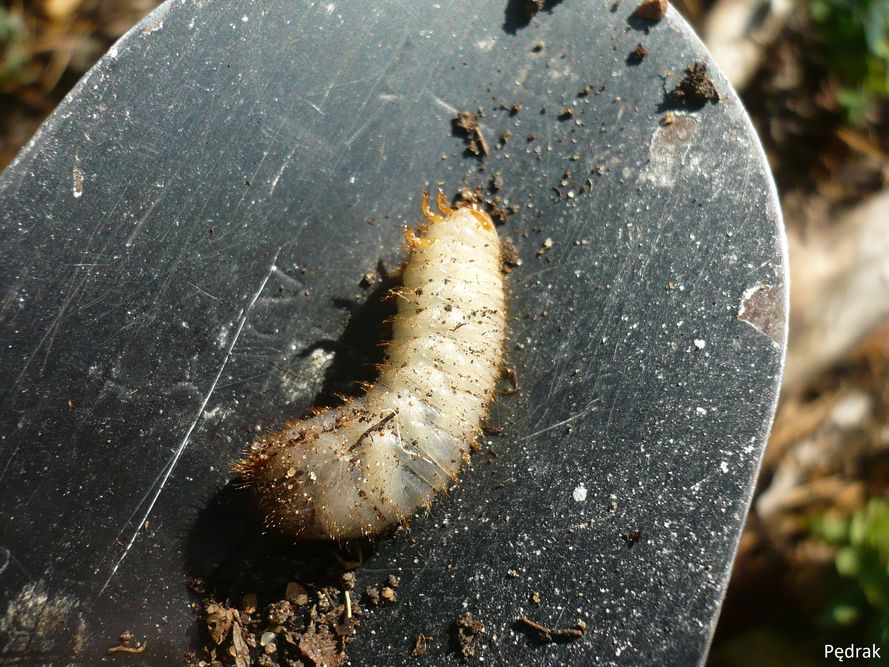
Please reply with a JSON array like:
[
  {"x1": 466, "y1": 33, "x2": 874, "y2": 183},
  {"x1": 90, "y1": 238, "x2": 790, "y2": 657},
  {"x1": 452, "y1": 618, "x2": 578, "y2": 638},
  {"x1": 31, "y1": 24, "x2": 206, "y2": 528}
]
[
  {"x1": 242, "y1": 593, "x2": 258, "y2": 614},
  {"x1": 285, "y1": 582, "x2": 310, "y2": 606},
  {"x1": 341, "y1": 572, "x2": 357, "y2": 591},
  {"x1": 267, "y1": 600, "x2": 293, "y2": 626}
]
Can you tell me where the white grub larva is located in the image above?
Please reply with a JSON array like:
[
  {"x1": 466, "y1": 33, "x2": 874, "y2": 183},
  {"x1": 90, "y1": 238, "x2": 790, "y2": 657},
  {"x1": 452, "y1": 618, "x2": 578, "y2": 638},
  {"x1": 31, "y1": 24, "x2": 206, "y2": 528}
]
[{"x1": 235, "y1": 192, "x2": 507, "y2": 540}]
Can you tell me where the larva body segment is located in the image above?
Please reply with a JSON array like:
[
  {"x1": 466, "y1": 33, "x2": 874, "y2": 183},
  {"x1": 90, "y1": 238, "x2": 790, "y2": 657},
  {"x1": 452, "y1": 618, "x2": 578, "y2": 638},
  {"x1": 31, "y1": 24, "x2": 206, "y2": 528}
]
[{"x1": 235, "y1": 199, "x2": 506, "y2": 540}]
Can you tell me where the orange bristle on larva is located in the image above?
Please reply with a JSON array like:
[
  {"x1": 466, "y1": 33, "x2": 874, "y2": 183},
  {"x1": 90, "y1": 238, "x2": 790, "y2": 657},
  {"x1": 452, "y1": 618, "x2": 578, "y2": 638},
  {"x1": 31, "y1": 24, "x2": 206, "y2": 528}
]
[{"x1": 234, "y1": 193, "x2": 506, "y2": 540}]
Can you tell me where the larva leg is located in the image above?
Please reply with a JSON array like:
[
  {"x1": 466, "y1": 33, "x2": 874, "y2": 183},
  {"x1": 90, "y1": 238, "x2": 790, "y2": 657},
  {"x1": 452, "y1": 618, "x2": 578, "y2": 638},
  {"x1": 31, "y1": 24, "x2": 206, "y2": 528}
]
[
  {"x1": 436, "y1": 190, "x2": 454, "y2": 216},
  {"x1": 404, "y1": 226, "x2": 434, "y2": 249},
  {"x1": 421, "y1": 190, "x2": 445, "y2": 223}
]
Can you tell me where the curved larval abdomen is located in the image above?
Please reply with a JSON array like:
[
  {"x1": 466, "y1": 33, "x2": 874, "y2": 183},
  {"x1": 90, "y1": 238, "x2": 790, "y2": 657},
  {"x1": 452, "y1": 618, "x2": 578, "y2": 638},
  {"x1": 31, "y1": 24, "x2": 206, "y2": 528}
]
[{"x1": 235, "y1": 195, "x2": 506, "y2": 540}]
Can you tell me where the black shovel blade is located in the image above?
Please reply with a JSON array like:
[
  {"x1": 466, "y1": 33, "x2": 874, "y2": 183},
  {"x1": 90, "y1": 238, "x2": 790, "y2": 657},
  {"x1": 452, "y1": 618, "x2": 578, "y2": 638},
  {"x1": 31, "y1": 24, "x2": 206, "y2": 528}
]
[{"x1": 0, "y1": 1, "x2": 786, "y2": 664}]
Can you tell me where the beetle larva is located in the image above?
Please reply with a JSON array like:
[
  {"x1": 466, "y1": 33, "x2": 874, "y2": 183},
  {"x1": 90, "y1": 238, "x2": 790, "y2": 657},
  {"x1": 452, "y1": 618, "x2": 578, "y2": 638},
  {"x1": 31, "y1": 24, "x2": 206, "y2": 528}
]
[{"x1": 234, "y1": 192, "x2": 507, "y2": 539}]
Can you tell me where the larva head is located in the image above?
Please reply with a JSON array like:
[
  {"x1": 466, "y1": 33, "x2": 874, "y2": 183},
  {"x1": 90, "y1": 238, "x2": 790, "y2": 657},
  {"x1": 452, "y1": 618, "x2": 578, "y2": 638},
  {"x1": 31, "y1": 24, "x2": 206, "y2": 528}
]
[
  {"x1": 462, "y1": 206, "x2": 496, "y2": 233},
  {"x1": 409, "y1": 194, "x2": 498, "y2": 257},
  {"x1": 420, "y1": 190, "x2": 496, "y2": 234}
]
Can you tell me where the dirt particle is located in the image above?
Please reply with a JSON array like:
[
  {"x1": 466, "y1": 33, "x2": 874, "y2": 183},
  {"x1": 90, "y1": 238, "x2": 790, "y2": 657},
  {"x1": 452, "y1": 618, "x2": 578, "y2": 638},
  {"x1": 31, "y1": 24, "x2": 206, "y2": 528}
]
[
  {"x1": 239, "y1": 595, "x2": 256, "y2": 615},
  {"x1": 186, "y1": 574, "x2": 207, "y2": 594},
  {"x1": 454, "y1": 612, "x2": 485, "y2": 662},
  {"x1": 503, "y1": 365, "x2": 520, "y2": 396},
  {"x1": 527, "y1": 0, "x2": 546, "y2": 15},
  {"x1": 453, "y1": 110, "x2": 490, "y2": 157},
  {"x1": 669, "y1": 62, "x2": 720, "y2": 108},
  {"x1": 501, "y1": 237, "x2": 521, "y2": 274},
  {"x1": 627, "y1": 42, "x2": 648, "y2": 64},
  {"x1": 267, "y1": 600, "x2": 294, "y2": 626},
  {"x1": 662, "y1": 111, "x2": 676, "y2": 125},
  {"x1": 193, "y1": 584, "x2": 358, "y2": 667},
  {"x1": 624, "y1": 529, "x2": 644, "y2": 545},
  {"x1": 299, "y1": 624, "x2": 342, "y2": 666},
  {"x1": 531, "y1": 591, "x2": 542, "y2": 605},
  {"x1": 340, "y1": 572, "x2": 356, "y2": 591},
  {"x1": 454, "y1": 186, "x2": 514, "y2": 226},
  {"x1": 537, "y1": 237, "x2": 554, "y2": 256},
  {"x1": 364, "y1": 581, "x2": 397, "y2": 606},
  {"x1": 482, "y1": 422, "x2": 505, "y2": 436},
  {"x1": 558, "y1": 106, "x2": 574, "y2": 121},
  {"x1": 633, "y1": 0, "x2": 667, "y2": 21}
]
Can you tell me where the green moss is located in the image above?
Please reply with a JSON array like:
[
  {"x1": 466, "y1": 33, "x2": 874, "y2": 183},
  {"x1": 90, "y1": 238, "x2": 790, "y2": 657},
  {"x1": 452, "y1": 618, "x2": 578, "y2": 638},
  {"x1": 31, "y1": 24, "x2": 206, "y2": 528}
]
[
  {"x1": 810, "y1": 498, "x2": 889, "y2": 648},
  {"x1": 0, "y1": 6, "x2": 32, "y2": 90},
  {"x1": 809, "y1": 0, "x2": 889, "y2": 120}
]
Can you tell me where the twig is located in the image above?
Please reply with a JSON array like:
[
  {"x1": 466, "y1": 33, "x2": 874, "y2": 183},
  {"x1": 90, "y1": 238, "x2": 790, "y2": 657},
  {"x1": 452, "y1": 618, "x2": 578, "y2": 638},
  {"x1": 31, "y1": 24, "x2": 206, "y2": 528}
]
[
  {"x1": 107, "y1": 640, "x2": 147, "y2": 654},
  {"x1": 518, "y1": 616, "x2": 586, "y2": 642},
  {"x1": 348, "y1": 411, "x2": 397, "y2": 452}
]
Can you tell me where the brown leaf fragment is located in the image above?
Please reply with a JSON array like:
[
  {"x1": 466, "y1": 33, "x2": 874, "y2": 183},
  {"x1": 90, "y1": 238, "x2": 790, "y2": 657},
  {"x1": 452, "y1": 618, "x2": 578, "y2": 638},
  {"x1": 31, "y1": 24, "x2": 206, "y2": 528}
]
[
  {"x1": 231, "y1": 621, "x2": 250, "y2": 667},
  {"x1": 412, "y1": 632, "x2": 433, "y2": 656},
  {"x1": 205, "y1": 602, "x2": 234, "y2": 645},
  {"x1": 299, "y1": 625, "x2": 344, "y2": 667}
]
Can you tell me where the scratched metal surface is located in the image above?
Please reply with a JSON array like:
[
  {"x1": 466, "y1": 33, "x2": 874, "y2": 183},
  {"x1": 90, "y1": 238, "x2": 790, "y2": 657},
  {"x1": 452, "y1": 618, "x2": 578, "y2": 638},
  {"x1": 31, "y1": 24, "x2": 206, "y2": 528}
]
[{"x1": 0, "y1": 0, "x2": 786, "y2": 664}]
